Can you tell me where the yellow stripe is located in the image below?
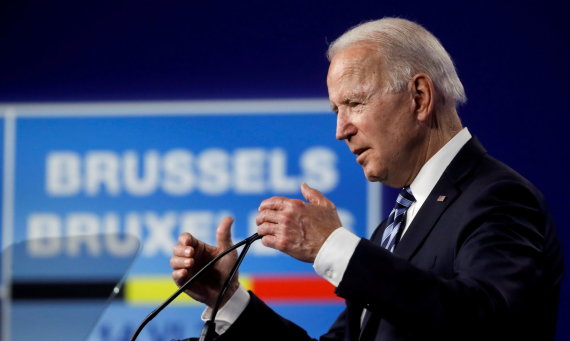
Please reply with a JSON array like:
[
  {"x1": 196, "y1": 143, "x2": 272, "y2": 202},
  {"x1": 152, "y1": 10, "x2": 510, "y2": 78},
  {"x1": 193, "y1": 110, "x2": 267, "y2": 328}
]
[{"x1": 124, "y1": 275, "x2": 253, "y2": 306}]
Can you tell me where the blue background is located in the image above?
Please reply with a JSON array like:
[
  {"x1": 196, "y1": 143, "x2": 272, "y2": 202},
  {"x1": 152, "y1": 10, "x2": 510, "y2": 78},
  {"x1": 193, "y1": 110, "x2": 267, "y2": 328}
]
[
  {"x1": 3, "y1": 108, "x2": 371, "y2": 340},
  {"x1": 13, "y1": 113, "x2": 368, "y2": 276},
  {"x1": 1, "y1": 0, "x2": 568, "y2": 340}
]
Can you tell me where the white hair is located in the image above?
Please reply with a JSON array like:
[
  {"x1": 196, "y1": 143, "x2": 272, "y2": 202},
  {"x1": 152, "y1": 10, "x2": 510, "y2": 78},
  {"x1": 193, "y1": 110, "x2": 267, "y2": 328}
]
[{"x1": 327, "y1": 17, "x2": 467, "y2": 105}]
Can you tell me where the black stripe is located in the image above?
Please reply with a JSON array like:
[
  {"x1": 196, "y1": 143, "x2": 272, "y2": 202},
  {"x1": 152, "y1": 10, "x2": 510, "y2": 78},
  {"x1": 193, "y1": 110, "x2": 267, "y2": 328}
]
[{"x1": 12, "y1": 281, "x2": 124, "y2": 300}]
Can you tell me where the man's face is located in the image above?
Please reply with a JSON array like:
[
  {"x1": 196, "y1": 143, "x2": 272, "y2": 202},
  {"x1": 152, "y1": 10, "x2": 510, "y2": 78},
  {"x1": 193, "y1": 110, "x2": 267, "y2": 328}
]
[{"x1": 327, "y1": 44, "x2": 423, "y2": 187}]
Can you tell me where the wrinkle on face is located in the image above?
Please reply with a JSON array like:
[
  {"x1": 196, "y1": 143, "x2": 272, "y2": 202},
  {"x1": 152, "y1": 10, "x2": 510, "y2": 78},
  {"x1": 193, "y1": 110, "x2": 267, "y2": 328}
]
[
  {"x1": 327, "y1": 44, "x2": 425, "y2": 187},
  {"x1": 327, "y1": 44, "x2": 400, "y2": 120},
  {"x1": 328, "y1": 43, "x2": 463, "y2": 187}
]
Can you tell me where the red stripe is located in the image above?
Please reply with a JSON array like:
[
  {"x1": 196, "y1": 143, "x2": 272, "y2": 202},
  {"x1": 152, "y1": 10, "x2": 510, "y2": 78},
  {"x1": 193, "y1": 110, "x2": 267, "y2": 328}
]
[{"x1": 252, "y1": 275, "x2": 342, "y2": 302}]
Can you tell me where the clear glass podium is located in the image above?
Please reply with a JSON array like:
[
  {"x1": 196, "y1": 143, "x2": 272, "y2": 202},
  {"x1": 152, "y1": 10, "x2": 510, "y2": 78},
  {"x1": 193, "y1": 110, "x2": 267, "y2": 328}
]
[{"x1": 1, "y1": 235, "x2": 140, "y2": 341}]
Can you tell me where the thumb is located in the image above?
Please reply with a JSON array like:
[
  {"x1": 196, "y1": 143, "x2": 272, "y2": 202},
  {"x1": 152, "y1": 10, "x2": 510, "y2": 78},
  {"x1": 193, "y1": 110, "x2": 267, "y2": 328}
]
[
  {"x1": 301, "y1": 183, "x2": 335, "y2": 208},
  {"x1": 216, "y1": 216, "x2": 234, "y2": 250}
]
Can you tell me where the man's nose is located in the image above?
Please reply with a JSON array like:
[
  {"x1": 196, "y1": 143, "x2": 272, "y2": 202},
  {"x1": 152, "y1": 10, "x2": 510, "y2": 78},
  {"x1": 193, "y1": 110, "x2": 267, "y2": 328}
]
[{"x1": 336, "y1": 112, "x2": 356, "y2": 141}]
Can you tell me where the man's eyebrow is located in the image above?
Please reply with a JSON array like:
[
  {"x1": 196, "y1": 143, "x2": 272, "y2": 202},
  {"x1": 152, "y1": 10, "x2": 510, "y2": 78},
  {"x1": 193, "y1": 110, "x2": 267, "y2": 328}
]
[
  {"x1": 330, "y1": 103, "x2": 338, "y2": 113},
  {"x1": 341, "y1": 92, "x2": 367, "y2": 104},
  {"x1": 330, "y1": 94, "x2": 363, "y2": 113}
]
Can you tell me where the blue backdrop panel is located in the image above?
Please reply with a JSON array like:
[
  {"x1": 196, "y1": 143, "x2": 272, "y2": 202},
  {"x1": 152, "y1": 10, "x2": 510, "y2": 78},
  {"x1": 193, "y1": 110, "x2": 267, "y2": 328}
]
[{"x1": 2, "y1": 101, "x2": 377, "y2": 340}]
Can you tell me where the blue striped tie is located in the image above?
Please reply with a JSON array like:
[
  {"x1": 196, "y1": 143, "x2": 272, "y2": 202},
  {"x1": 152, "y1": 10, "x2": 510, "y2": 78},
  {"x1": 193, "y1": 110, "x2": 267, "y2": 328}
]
[
  {"x1": 380, "y1": 187, "x2": 416, "y2": 252},
  {"x1": 359, "y1": 186, "x2": 417, "y2": 337}
]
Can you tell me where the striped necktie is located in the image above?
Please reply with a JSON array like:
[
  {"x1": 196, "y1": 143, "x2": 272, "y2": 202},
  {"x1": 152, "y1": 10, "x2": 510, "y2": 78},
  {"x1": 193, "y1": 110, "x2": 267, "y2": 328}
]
[
  {"x1": 380, "y1": 186, "x2": 416, "y2": 252},
  {"x1": 360, "y1": 187, "x2": 416, "y2": 339}
]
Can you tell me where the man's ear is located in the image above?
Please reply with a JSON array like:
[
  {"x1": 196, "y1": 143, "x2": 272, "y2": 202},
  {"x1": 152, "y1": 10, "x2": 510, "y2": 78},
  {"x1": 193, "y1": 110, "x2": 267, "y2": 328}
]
[{"x1": 409, "y1": 73, "x2": 434, "y2": 122}]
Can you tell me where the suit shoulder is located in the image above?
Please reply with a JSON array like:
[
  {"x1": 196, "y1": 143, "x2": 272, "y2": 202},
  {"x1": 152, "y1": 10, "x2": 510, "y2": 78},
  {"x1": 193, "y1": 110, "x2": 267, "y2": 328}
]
[{"x1": 461, "y1": 153, "x2": 546, "y2": 206}]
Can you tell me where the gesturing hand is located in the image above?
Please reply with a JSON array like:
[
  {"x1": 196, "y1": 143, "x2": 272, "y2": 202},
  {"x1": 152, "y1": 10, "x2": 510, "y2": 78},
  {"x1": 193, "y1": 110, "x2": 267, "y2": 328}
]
[
  {"x1": 170, "y1": 216, "x2": 239, "y2": 308},
  {"x1": 256, "y1": 183, "x2": 342, "y2": 263}
]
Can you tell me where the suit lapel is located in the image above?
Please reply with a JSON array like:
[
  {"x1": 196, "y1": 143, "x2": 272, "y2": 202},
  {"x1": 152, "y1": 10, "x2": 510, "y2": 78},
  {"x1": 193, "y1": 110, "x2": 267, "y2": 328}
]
[
  {"x1": 393, "y1": 177, "x2": 459, "y2": 259},
  {"x1": 393, "y1": 137, "x2": 487, "y2": 260}
]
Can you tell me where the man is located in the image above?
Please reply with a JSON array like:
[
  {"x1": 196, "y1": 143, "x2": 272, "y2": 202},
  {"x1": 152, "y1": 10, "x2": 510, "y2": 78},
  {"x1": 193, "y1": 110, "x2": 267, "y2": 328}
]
[{"x1": 170, "y1": 18, "x2": 563, "y2": 340}]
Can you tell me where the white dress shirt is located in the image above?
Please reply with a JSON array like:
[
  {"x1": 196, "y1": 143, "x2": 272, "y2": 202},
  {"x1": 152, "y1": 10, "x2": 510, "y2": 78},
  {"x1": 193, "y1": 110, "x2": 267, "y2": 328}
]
[{"x1": 203, "y1": 128, "x2": 472, "y2": 334}]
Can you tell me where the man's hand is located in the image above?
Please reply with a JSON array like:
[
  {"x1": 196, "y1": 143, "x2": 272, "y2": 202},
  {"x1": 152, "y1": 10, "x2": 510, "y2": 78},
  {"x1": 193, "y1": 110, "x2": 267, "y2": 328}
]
[
  {"x1": 256, "y1": 183, "x2": 342, "y2": 263},
  {"x1": 170, "y1": 216, "x2": 238, "y2": 308}
]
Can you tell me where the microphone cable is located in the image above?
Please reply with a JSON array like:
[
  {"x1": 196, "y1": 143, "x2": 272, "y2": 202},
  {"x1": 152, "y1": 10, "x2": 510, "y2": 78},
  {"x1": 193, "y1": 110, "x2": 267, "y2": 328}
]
[
  {"x1": 199, "y1": 232, "x2": 260, "y2": 341},
  {"x1": 129, "y1": 232, "x2": 262, "y2": 341}
]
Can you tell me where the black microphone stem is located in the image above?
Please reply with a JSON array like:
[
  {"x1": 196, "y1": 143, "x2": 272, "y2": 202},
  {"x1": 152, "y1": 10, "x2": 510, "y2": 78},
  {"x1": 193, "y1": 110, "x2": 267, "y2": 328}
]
[
  {"x1": 129, "y1": 233, "x2": 262, "y2": 341},
  {"x1": 200, "y1": 237, "x2": 255, "y2": 341}
]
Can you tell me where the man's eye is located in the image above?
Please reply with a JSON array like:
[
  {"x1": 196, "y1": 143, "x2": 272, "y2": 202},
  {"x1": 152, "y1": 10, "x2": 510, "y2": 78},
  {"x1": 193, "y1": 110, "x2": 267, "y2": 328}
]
[{"x1": 348, "y1": 101, "x2": 361, "y2": 107}]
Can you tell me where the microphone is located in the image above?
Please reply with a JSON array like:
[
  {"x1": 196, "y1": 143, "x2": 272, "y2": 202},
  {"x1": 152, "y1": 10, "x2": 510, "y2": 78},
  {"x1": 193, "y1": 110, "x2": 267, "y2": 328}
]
[{"x1": 129, "y1": 232, "x2": 262, "y2": 341}]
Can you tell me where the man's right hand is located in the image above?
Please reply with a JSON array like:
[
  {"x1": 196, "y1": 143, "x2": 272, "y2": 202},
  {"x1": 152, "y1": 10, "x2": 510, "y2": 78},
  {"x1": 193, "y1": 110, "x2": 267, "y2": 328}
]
[{"x1": 170, "y1": 216, "x2": 239, "y2": 308}]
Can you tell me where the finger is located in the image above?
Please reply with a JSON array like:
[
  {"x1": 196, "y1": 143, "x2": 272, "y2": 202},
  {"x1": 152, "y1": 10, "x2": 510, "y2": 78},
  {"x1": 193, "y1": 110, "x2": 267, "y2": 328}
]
[
  {"x1": 170, "y1": 255, "x2": 194, "y2": 270},
  {"x1": 258, "y1": 196, "x2": 293, "y2": 211},
  {"x1": 260, "y1": 234, "x2": 283, "y2": 251},
  {"x1": 173, "y1": 244, "x2": 194, "y2": 257},
  {"x1": 257, "y1": 222, "x2": 278, "y2": 237},
  {"x1": 172, "y1": 268, "x2": 189, "y2": 283},
  {"x1": 178, "y1": 232, "x2": 199, "y2": 248},
  {"x1": 216, "y1": 216, "x2": 234, "y2": 250},
  {"x1": 255, "y1": 209, "x2": 281, "y2": 226},
  {"x1": 301, "y1": 183, "x2": 335, "y2": 208}
]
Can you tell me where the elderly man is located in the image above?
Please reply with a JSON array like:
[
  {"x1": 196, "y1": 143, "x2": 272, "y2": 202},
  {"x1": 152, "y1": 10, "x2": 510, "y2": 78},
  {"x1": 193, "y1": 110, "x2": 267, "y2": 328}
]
[{"x1": 170, "y1": 18, "x2": 563, "y2": 341}]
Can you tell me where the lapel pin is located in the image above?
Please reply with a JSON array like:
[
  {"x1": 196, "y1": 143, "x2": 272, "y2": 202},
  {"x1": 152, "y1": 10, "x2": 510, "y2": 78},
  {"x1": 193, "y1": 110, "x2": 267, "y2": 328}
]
[{"x1": 437, "y1": 195, "x2": 447, "y2": 202}]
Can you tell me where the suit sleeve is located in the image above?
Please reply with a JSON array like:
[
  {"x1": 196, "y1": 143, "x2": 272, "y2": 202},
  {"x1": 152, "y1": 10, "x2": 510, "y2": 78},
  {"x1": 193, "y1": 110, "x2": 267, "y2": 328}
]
[{"x1": 214, "y1": 291, "x2": 351, "y2": 341}]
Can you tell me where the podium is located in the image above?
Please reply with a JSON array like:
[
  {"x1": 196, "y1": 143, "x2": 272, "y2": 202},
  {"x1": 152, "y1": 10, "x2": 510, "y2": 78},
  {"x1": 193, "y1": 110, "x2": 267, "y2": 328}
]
[{"x1": 1, "y1": 235, "x2": 139, "y2": 341}]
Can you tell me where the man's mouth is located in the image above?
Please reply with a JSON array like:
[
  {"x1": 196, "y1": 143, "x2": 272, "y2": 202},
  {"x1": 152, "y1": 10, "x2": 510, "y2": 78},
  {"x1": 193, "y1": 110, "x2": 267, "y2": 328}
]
[{"x1": 353, "y1": 147, "x2": 370, "y2": 163}]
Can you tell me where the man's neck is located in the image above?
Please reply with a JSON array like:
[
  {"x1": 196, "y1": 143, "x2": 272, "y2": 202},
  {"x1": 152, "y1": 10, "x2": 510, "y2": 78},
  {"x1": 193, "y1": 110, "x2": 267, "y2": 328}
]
[{"x1": 403, "y1": 108, "x2": 463, "y2": 187}]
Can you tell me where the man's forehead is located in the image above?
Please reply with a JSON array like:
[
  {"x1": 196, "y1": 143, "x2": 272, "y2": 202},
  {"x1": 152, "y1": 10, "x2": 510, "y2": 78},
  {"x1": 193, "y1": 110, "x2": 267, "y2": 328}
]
[
  {"x1": 331, "y1": 63, "x2": 367, "y2": 82},
  {"x1": 327, "y1": 47, "x2": 385, "y2": 97},
  {"x1": 328, "y1": 44, "x2": 383, "y2": 79},
  {"x1": 332, "y1": 43, "x2": 382, "y2": 64}
]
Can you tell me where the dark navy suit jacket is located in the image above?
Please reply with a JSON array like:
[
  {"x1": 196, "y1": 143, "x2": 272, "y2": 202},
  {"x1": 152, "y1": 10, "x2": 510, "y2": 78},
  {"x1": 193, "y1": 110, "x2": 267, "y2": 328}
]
[{"x1": 186, "y1": 138, "x2": 563, "y2": 341}]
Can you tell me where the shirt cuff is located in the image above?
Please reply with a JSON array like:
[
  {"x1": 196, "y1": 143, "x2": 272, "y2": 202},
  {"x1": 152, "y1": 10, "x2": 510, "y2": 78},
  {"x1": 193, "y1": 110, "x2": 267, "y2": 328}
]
[
  {"x1": 201, "y1": 285, "x2": 250, "y2": 335},
  {"x1": 313, "y1": 227, "x2": 360, "y2": 287}
]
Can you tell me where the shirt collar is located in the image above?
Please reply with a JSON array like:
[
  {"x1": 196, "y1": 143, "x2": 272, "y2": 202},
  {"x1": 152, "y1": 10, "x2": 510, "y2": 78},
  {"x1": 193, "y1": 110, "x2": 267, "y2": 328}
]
[{"x1": 409, "y1": 127, "x2": 472, "y2": 209}]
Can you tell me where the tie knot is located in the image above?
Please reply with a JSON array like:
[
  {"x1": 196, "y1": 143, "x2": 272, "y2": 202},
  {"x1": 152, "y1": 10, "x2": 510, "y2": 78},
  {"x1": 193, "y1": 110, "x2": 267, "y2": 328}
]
[
  {"x1": 380, "y1": 186, "x2": 416, "y2": 252},
  {"x1": 396, "y1": 186, "x2": 415, "y2": 209}
]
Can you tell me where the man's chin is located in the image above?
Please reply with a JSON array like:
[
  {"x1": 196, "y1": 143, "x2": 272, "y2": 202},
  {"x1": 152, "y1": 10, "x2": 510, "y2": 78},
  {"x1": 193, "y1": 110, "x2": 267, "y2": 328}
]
[{"x1": 362, "y1": 168, "x2": 385, "y2": 183}]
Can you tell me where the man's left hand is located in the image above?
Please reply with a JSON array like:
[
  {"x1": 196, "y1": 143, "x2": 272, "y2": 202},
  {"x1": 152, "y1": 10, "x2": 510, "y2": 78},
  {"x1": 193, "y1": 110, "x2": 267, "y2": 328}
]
[{"x1": 256, "y1": 183, "x2": 342, "y2": 263}]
